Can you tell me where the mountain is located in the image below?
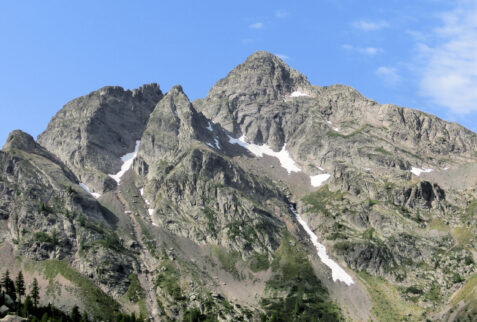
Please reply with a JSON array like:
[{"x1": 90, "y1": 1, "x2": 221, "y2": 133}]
[{"x1": 0, "y1": 51, "x2": 476, "y2": 321}]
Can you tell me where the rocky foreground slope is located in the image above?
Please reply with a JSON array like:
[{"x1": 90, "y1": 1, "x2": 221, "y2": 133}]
[{"x1": 0, "y1": 51, "x2": 476, "y2": 321}]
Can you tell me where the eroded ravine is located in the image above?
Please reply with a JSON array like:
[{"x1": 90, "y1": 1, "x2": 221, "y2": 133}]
[{"x1": 116, "y1": 190, "x2": 162, "y2": 321}]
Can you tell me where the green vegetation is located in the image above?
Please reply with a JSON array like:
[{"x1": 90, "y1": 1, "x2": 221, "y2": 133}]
[
  {"x1": 248, "y1": 252, "x2": 270, "y2": 272},
  {"x1": 23, "y1": 259, "x2": 121, "y2": 319},
  {"x1": 226, "y1": 220, "x2": 263, "y2": 247},
  {"x1": 362, "y1": 228, "x2": 376, "y2": 240},
  {"x1": 33, "y1": 231, "x2": 58, "y2": 245},
  {"x1": 126, "y1": 274, "x2": 145, "y2": 303},
  {"x1": 464, "y1": 199, "x2": 477, "y2": 221},
  {"x1": 136, "y1": 216, "x2": 157, "y2": 257},
  {"x1": 374, "y1": 147, "x2": 392, "y2": 155},
  {"x1": 39, "y1": 202, "x2": 52, "y2": 213},
  {"x1": 326, "y1": 125, "x2": 370, "y2": 139},
  {"x1": 211, "y1": 246, "x2": 241, "y2": 278},
  {"x1": 452, "y1": 227, "x2": 473, "y2": 247},
  {"x1": 367, "y1": 199, "x2": 379, "y2": 207},
  {"x1": 429, "y1": 218, "x2": 450, "y2": 232},
  {"x1": 260, "y1": 232, "x2": 343, "y2": 321},
  {"x1": 155, "y1": 253, "x2": 185, "y2": 301},
  {"x1": 450, "y1": 273, "x2": 477, "y2": 320},
  {"x1": 357, "y1": 271, "x2": 424, "y2": 321},
  {"x1": 302, "y1": 185, "x2": 344, "y2": 217},
  {"x1": 0, "y1": 269, "x2": 140, "y2": 321},
  {"x1": 202, "y1": 207, "x2": 217, "y2": 236},
  {"x1": 424, "y1": 283, "x2": 441, "y2": 302}
]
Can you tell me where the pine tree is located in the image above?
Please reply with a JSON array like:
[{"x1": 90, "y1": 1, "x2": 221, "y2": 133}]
[
  {"x1": 1, "y1": 270, "x2": 9, "y2": 291},
  {"x1": 30, "y1": 277, "x2": 40, "y2": 308},
  {"x1": 15, "y1": 271, "x2": 25, "y2": 306},
  {"x1": 71, "y1": 305, "x2": 81, "y2": 322},
  {"x1": 2, "y1": 270, "x2": 16, "y2": 302}
]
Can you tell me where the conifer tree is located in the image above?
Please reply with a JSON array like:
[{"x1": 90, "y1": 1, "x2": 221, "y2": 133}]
[
  {"x1": 2, "y1": 270, "x2": 16, "y2": 302},
  {"x1": 15, "y1": 271, "x2": 25, "y2": 306},
  {"x1": 30, "y1": 277, "x2": 40, "y2": 308},
  {"x1": 71, "y1": 305, "x2": 81, "y2": 322}
]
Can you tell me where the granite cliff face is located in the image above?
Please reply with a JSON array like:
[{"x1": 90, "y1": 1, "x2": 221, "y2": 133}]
[
  {"x1": 37, "y1": 84, "x2": 163, "y2": 194},
  {"x1": 0, "y1": 52, "x2": 476, "y2": 321}
]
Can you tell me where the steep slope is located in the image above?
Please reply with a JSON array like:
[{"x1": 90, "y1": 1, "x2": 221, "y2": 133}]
[
  {"x1": 194, "y1": 51, "x2": 477, "y2": 321},
  {"x1": 0, "y1": 51, "x2": 476, "y2": 321},
  {"x1": 37, "y1": 84, "x2": 163, "y2": 194},
  {"x1": 0, "y1": 130, "x2": 140, "y2": 319},
  {"x1": 130, "y1": 86, "x2": 353, "y2": 320}
]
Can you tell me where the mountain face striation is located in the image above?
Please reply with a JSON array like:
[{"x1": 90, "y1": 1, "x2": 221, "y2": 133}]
[{"x1": 1, "y1": 51, "x2": 476, "y2": 321}]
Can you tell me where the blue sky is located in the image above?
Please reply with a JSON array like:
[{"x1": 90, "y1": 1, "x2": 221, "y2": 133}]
[{"x1": 1, "y1": 0, "x2": 476, "y2": 145}]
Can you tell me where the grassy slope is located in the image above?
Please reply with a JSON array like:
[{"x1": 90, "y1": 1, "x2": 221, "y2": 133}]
[
  {"x1": 23, "y1": 259, "x2": 121, "y2": 319},
  {"x1": 357, "y1": 272, "x2": 424, "y2": 321}
]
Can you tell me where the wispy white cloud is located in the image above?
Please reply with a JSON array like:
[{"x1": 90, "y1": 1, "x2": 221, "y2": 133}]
[
  {"x1": 275, "y1": 54, "x2": 289, "y2": 60},
  {"x1": 250, "y1": 22, "x2": 264, "y2": 29},
  {"x1": 342, "y1": 44, "x2": 382, "y2": 56},
  {"x1": 352, "y1": 20, "x2": 389, "y2": 31},
  {"x1": 275, "y1": 10, "x2": 289, "y2": 18},
  {"x1": 418, "y1": 1, "x2": 477, "y2": 114},
  {"x1": 376, "y1": 66, "x2": 401, "y2": 86}
]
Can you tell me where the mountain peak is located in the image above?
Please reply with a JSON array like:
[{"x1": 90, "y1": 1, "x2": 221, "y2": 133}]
[{"x1": 3, "y1": 130, "x2": 37, "y2": 152}]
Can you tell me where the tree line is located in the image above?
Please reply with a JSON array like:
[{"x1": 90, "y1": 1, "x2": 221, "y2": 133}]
[{"x1": 0, "y1": 269, "x2": 143, "y2": 322}]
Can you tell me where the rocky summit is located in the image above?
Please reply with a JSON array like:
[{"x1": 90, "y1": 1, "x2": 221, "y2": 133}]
[{"x1": 0, "y1": 51, "x2": 476, "y2": 321}]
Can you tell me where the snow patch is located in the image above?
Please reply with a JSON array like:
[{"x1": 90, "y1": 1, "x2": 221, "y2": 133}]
[
  {"x1": 443, "y1": 167, "x2": 449, "y2": 171},
  {"x1": 317, "y1": 166, "x2": 325, "y2": 171},
  {"x1": 291, "y1": 206, "x2": 354, "y2": 285},
  {"x1": 214, "y1": 138, "x2": 221, "y2": 149},
  {"x1": 333, "y1": 127, "x2": 340, "y2": 132},
  {"x1": 206, "y1": 122, "x2": 213, "y2": 132},
  {"x1": 109, "y1": 140, "x2": 141, "y2": 183},
  {"x1": 326, "y1": 121, "x2": 332, "y2": 125},
  {"x1": 79, "y1": 183, "x2": 101, "y2": 199},
  {"x1": 148, "y1": 208, "x2": 154, "y2": 216},
  {"x1": 411, "y1": 167, "x2": 433, "y2": 176},
  {"x1": 310, "y1": 174, "x2": 331, "y2": 187},
  {"x1": 228, "y1": 135, "x2": 301, "y2": 173},
  {"x1": 140, "y1": 188, "x2": 151, "y2": 206},
  {"x1": 290, "y1": 91, "x2": 309, "y2": 97}
]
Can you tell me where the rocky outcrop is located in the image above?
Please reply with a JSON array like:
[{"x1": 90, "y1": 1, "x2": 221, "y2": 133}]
[
  {"x1": 0, "y1": 51, "x2": 476, "y2": 321},
  {"x1": 37, "y1": 84, "x2": 163, "y2": 194},
  {"x1": 0, "y1": 130, "x2": 134, "y2": 298}
]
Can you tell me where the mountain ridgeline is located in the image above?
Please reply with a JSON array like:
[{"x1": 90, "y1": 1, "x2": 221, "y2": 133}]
[{"x1": 0, "y1": 51, "x2": 476, "y2": 321}]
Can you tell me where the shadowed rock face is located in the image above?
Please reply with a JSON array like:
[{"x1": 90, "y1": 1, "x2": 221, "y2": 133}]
[{"x1": 37, "y1": 83, "x2": 163, "y2": 193}]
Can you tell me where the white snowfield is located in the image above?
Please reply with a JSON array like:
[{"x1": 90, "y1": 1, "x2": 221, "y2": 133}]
[
  {"x1": 290, "y1": 91, "x2": 310, "y2": 97},
  {"x1": 228, "y1": 135, "x2": 301, "y2": 173},
  {"x1": 228, "y1": 135, "x2": 331, "y2": 187},
  {"x1": 109, "y1": 140, "x2": 141, "y2": 183},
  {"x1": 290, "y1": 206, "x2": 354, "y2": 286},
  {"x1": 79, "y1": 183, "x2": 101, "y2": 199},
  {"x1": 206, "y1": 122, "x2": 213, "y2": 132},
  {"x1": 411, "y1": 167, "x2": 433, "y2": 176},
  {"x1": 310, "y1": 174, "x2": 331, "y2": 187}
]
